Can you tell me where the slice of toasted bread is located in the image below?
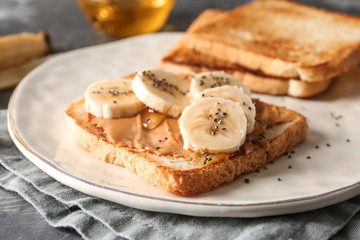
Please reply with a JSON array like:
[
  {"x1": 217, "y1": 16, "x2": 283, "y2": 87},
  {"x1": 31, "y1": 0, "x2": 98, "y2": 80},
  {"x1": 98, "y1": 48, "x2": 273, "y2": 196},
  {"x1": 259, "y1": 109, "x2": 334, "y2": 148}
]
[
  {"x1": 171, "y1": 1, "x2": 360, "y2": 82},
  {"x1": 65, "y1": 96, "x2": 308, "y2": 196},
  {"x1": 162, "y1": 46, "x2": 332, "y2": 98}
]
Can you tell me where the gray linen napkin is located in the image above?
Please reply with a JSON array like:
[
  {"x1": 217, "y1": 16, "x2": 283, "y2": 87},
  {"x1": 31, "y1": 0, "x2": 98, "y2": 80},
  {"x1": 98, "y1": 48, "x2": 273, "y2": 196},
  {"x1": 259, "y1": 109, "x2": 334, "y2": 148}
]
[{"x1": 1, "y1": 109, "x2": 359, "y2": 240}]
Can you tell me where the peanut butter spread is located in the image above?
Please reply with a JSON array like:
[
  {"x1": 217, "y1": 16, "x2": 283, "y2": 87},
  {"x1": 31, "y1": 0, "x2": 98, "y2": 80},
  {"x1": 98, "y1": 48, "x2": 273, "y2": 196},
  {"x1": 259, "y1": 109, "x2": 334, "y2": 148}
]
[
  {"x1": 95, "y1": 108, "x2": 192, "y2": 157},
  {"x1": 67, "y1": 98, "x2": 297, "y2": 165}
]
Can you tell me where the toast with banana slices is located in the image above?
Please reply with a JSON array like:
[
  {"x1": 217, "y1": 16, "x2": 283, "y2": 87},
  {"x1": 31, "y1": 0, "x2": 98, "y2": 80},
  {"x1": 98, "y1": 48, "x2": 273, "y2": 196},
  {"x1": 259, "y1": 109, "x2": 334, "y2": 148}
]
[{"x1": 65, "y1": 69, "x2": 308, "y2": 196}]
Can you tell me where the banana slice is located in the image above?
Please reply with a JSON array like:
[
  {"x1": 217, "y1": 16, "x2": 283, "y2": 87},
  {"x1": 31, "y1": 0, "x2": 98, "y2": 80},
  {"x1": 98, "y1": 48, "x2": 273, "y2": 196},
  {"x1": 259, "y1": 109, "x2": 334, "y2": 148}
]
[
  {"x1": 190, "y1": 71, "x2": 251, "y2": 99},
  {"x1": 180, "y1": 97, "x2": 247, "y2": 153},
  {"x1": 198, "y1": 85, "x2": 256, "y2": 134},
  {"x1": 132, "y1": 69, "x2": 190, "y2": 118},
  {"x1": 85, "y1": 78, "x2": 144, "y2": 118}
]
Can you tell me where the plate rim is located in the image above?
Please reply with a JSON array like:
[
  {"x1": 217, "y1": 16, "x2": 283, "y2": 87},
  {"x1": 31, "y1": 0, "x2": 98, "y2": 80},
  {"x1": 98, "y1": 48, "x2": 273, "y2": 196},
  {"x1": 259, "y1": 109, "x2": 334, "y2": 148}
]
[{"x1": 7, "y1": 32, "x2": 360, "y2": 217}]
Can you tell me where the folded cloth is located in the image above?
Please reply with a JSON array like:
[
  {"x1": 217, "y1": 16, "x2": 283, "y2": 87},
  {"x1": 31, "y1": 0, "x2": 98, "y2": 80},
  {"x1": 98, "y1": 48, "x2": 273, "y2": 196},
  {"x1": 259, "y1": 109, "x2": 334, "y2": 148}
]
[{"x1": 1, "y1": 109, "x2": 360, "y2": 240}]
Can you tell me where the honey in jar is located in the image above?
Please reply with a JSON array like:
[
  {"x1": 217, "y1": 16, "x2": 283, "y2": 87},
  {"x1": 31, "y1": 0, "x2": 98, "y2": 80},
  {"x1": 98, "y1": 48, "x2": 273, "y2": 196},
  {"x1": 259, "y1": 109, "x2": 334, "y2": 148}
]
[{"x1": 78, "y1": 0, "x2": 175, "y2": 38}]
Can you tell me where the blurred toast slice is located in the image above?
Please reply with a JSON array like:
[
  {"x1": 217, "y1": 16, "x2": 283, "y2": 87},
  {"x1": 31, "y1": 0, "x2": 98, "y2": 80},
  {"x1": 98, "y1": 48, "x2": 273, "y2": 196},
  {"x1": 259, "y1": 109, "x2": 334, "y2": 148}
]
[{"x1": 168, "y1": 1, "x2": 360, "y2": 82}]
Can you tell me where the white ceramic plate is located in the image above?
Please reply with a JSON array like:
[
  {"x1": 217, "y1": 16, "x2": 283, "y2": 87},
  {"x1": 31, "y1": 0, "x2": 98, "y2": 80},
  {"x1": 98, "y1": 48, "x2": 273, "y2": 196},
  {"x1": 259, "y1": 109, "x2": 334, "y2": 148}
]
[{"x1": 8, "y1": 32, "x2": 360, "y2": 217}]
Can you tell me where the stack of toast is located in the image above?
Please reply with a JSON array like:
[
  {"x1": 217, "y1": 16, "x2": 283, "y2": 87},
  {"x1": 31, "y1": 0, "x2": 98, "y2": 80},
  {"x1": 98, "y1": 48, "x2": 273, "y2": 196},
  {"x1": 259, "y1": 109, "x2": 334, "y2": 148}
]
[{"x1": 162, "y1": 0, "x2": 360, "y2": 97}]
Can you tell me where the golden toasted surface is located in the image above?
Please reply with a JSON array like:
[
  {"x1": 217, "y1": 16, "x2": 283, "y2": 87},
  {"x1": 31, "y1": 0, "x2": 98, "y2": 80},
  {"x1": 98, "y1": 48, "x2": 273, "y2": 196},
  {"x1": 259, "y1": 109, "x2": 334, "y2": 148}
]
[
  {"x1": 167, "y1": 1, "x2": 360, "y2": 82},
  {"x1": 192, "y1": 0, "x2": 360, "y2": 66}
]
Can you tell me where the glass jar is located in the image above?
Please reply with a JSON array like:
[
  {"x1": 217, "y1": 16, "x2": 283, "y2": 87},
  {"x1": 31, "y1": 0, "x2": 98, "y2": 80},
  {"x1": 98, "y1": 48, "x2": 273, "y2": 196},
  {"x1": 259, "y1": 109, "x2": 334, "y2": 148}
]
[{"x1": 78, "y1": 0, "x2": 175, "y2": 38}]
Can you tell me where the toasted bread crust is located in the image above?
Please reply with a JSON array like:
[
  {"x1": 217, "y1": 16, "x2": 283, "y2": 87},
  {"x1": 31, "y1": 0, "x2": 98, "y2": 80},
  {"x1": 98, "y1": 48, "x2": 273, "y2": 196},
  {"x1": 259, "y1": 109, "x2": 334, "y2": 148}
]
[
  {"x1": 162, "y1": 47, "x2": 332, "y2": 98},
  {"x1": 65, "y1": 99, "x2": 308, "y2": 196},
  {"x1": 171, "y1": 1, "x2": 360, "y2": 82},
  {"x1": 297, "y1": 47, "x2": 360, "y2": 82}
]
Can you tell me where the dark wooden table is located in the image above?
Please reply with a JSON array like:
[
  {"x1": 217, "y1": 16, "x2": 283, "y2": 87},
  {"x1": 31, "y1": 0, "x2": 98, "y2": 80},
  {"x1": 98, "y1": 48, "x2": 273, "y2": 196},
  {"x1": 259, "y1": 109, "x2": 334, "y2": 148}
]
[{"x1": 1, "y1": 0, "x2": 359, "y2": 239}]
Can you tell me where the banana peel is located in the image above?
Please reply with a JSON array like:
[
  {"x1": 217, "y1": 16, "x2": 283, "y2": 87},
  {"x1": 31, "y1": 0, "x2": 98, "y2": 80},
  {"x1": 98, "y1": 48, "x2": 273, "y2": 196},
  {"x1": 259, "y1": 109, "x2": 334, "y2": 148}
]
[{"x1": 0, "y1": 31, "x2": 52, "y2": 90}]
